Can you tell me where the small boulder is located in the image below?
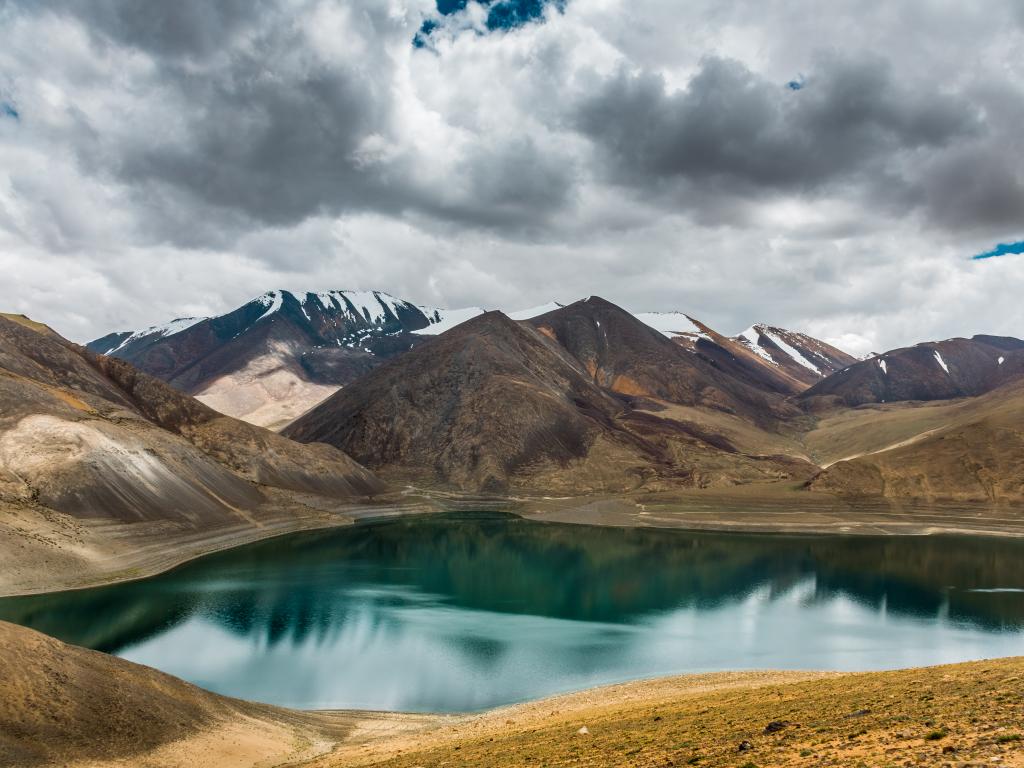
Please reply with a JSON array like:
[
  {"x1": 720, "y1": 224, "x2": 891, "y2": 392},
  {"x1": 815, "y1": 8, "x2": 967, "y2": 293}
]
[
  {"x1": 577, "y1": 726, "x2": 590, "y2": 736},
  {"x1": 737, "y1": 740, "x2": 753, "y2": 752}
]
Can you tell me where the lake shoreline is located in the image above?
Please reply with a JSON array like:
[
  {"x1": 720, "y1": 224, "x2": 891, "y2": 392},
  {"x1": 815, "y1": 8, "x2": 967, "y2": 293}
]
[{"x1": 3, "y1": 485, "x2": 1024, "y2": 599}]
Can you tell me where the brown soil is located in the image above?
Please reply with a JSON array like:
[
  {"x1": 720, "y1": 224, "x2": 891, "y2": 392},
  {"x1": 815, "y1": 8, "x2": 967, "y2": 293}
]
[
  {"x1": 311, "y1": 657, "x2": 1024, "y2": 768},
  {"x1": 7, "y1": 618, "x2": 1022, "y2": 768}
]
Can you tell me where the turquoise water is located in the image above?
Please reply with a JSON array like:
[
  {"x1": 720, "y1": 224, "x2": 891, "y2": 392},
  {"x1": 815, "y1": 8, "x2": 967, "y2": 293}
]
[{"x1": 2, "y1": 512, "x2": 1023, "y2": 711}]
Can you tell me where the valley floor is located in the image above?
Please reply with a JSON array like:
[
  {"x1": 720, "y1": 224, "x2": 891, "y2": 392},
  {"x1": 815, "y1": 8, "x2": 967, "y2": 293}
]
[{"x1": 516, "y1": 484, "x2": 1024, "y2": 538}]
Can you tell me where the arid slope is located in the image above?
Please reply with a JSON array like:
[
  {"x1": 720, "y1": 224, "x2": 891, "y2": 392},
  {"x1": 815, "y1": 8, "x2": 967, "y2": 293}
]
[
  {"x1": 0, "y1": 621, "x2": 355, "y2": 768},
  {"x1": 810, "y1": 379, "x2": 1024, "y2": 501},
  {"x1": 0, "y1": 314, "x2": 386, "y2": 594},
  {"x1": 285, "y1": 309, "x2": 814, "y2": 493}
]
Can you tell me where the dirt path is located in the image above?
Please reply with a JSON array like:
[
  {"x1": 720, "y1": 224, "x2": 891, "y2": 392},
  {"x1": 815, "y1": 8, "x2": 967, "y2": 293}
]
[{"x1": 820, "y1": 426, "x2": 944, "y2": 468}]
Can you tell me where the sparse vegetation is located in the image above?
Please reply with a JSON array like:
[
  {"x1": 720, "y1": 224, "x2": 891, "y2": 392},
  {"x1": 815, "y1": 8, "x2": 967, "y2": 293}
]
[{"x1": 325, "y1": 657, "x2": 1024, "y2": 768}]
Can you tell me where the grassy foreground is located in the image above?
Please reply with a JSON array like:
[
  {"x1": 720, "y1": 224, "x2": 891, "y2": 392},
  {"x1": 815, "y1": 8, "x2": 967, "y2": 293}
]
[
  {"x1": 315, "y1": 659, "x2": 1024, "y2": 768},
  {"x1": 3, "y1": 618, "x2": 1023, "y2": 767}
]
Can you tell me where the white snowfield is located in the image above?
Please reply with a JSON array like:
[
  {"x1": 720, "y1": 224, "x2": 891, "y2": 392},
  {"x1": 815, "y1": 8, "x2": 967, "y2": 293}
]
[
  {"x1": 738, "y1": 326, "x2": 776, "y2": 363},
  {"x1": 878, "y1": 358, "x2": 888, "y2": 375},
  {"x1": 415, "y1": 301, "x2": 565, "y2": 335},
  {"x1": 933, "y1": 350, "x2": 950, "y2": 374},
  {"x1": 762, "y1": 329, "x2": 821, "y2": 374},
  {"x1": 633, "y1": 312, "x2": 707, "y2": 340},
  {"x1": 416, "y1": 306, "x2": 486, "y2": 335},
  {"x1": 256, "y1": 289, "x2": 416, "y2": 326},
  {"x1": 103, "y1": 316, "x2": 206, "y2": 355}
]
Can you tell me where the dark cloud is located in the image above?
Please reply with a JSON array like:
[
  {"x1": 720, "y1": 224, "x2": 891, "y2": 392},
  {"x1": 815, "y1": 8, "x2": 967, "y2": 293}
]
[
  {"x1": 13, "y1": 0, "x2": 574, "y2": 245},
  {"x1": 2, "y1": 0, "x2": 1024, "y2": 352},
  {"x1": 576, "y1": 55, "x2": 978, "y2": 213},
  {"x1": 33, "y1": 0, "x2": 274, "y2": 59},
  {"x1": 920, "y1": 146, "x2": 1024, "y2": 231}
]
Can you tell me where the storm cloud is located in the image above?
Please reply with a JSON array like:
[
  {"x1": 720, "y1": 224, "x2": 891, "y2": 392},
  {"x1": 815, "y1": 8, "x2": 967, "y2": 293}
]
[{"x1": 1, "y1": 0, "x2": 1022, "y2": 353}]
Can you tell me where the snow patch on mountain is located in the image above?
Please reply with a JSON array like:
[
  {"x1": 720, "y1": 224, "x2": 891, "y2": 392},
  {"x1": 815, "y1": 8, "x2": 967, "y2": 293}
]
[
  {"x1": 763, "y1": 329, "x2": 821, "y2": 374},
  {"x1": 878, "y1": 358, "x2": 888, "y2": 375},
  {"x1": 417, "y1": 301, "x2": 566, "y2": 335},
  {"x1": 254, "y1": 289, "x2": 415, "y2": 327},
  {"x1": 417, "y1": 306, "x2": 486, "y2": 335},
  {"x1": 934, "y1": 350, "x2": 950, "y2": 374},
  {"x1": 508, "y1": 302, "x2": 564, "y2": 320},
  {"x1": 255, "y1": 290, "x2": 285, "y2": 322},
  {"x1": 737, "y1": 326, "x2": 777, "y2": 364},
  {"x1": 635, "y1": 312, "x2": 707, "y2": 340},
  {"x1": 105, "y1": 316, "x2": 206, "y2": 355}
]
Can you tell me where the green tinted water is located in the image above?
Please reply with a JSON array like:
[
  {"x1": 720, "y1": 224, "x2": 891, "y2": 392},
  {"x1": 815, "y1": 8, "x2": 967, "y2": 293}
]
[{"x1": 2, "y1": 512, "x2": 1023, "y2": 711}]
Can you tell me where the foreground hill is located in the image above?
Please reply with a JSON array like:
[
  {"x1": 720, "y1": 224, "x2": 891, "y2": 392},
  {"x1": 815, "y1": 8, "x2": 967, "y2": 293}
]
[
  {"x1": 0, "y1": 621, "x2": 352, "y2": 767},
  {"x1": 0, "y1": 314, "x2": 384, "y2": 593},
  {"x1": 2, "y1": 620, "x2": 1022, "y2": 768},
  {"x1": 285, "y1": 308, "x2": 813, "y2": 493},
  {"x1": 801, "y1": 335, "x2": 1024, "y2": 408}
]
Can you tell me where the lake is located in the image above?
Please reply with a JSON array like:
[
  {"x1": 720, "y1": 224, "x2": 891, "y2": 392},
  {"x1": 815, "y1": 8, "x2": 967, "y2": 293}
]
[{"x1": 2, "y1": 512, "x2": 1023, "y2": 712}]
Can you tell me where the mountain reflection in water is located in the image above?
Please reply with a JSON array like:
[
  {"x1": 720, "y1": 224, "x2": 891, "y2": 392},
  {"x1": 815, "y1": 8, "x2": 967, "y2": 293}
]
[{"x1": 2, "y1": 512, "x2": 1023, "y2": 711}]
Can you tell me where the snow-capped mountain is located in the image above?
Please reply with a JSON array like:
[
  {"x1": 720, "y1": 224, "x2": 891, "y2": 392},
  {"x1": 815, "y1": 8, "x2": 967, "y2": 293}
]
[
  {"x1": 88, "y1": 290, "x2": 860, "y2": 429},
  {"x1": 87, "y1": 290, "x2": 438, "y2": 430},
  {"x1": 86, "y1": 292, "x2": 570, "y2": 430},
  {"x1": 801, "y1": 335, "x2": 1024, "y2": 407},
  {"x1": 733, "y1": 323, "x2": 857, "y2": 387}
]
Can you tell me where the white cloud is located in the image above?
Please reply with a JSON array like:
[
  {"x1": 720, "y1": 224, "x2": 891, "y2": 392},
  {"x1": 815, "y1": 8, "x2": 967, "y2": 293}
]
[{"x1": 0, "y1": 0, "x2": 1022, "y2": 353}]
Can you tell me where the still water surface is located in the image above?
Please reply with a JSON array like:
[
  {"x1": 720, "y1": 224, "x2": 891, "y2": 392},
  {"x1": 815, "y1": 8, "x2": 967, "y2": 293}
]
[{"x1": 2, "y1": 512, "x2": 1023, "y2": 711}]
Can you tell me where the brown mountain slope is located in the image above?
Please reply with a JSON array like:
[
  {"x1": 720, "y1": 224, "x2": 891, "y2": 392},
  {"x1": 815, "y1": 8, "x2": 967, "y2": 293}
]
[
  {"x1": 0, "y1": 314, "x2": 386, "y2": 593},
  {"x1": 0, "y1": 621, "x2": 352, "y2": 768},
  {"x1": 809, "y1": 379, "x2": 1024, "y2": 502},
  {"x1": 528, "y1": 298, "x2": 799, "y2": 425},
  {"x1": 0, "y1": 315, "x2": 382, "y2": 521},
  {"x1": 801, "y1": 335, "x2": 1024, "y2": 409},
  {"x1": 284, "y1": 311, "x2": 813, "y2": 493}
]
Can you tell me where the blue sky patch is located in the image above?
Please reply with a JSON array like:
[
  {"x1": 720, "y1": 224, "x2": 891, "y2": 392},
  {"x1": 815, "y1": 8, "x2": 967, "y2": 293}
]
[
  {"x1": 1, "y1": 102, "x2": 18, "y2": 120},
  {"x1": 972, "y1": 240, "x2": 1024, "y2": 260},
  {"x1": 416, "y1": 0, "x2": 564, "y2": 47}
]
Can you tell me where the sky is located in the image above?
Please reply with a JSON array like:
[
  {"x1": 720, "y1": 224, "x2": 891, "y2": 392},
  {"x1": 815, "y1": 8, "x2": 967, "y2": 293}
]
[{"x1": 1, "y1": 0, "x2": 1022, "y2": 355}]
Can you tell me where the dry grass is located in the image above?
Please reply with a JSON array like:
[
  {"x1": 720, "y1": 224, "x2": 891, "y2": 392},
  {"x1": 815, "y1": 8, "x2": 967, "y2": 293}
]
[
  {"x1": 312, "y1": 658, "x2": 1024, "y2": 768},
  {"x1": 0, "y1": 313, "x2": 58, "y2": 337}
]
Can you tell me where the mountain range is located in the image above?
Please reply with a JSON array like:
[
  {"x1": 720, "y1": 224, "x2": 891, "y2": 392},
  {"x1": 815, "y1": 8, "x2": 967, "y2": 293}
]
[
  {"x1": 1, "y1": 285, "x2": 1019, "y2": 561},
  {"x1": 86, "y1": 290, "x2": 855, "y2": 430}
]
